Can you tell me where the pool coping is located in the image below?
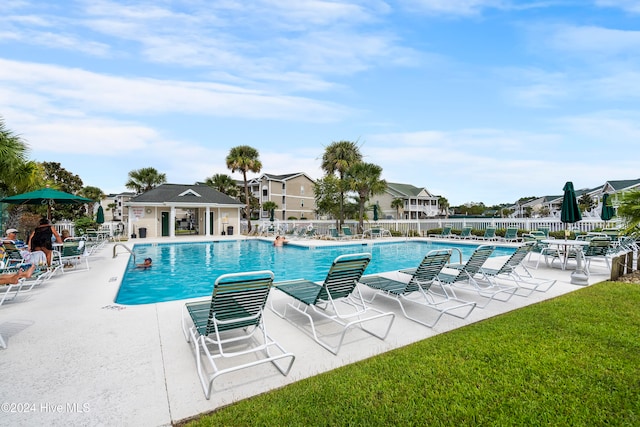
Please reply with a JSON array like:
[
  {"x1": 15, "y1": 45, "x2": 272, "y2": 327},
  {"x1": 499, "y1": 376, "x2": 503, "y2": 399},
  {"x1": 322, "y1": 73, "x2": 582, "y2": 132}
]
[{"x1": 0, "y1": 235, "x2": 610, "y2": 426}]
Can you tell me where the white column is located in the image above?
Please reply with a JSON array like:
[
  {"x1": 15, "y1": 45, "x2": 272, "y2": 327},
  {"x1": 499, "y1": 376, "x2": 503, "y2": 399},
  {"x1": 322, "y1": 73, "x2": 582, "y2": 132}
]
[
  {"x1": 127, "y1": 207, "x2": 133, "y2": 237},
  {"x1": 170, "y1": 206, "x2": 176, "y2": 238},
  {"x1": 205, "y1": 206, "x2": 211, "y2": 236}
]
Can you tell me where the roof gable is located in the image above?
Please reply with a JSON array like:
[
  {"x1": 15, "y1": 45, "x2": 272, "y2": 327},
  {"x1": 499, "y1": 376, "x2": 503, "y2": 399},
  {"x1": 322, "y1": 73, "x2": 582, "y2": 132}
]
[{"x1": 129, "y1": 183, "x2": 243, "y2": 205}]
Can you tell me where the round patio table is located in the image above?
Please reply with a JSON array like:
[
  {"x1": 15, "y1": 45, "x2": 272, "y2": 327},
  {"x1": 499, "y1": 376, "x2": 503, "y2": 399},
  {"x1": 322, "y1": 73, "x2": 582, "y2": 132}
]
[{"x1": 542, "y1": 239, "x2": 590, "y2": 285}]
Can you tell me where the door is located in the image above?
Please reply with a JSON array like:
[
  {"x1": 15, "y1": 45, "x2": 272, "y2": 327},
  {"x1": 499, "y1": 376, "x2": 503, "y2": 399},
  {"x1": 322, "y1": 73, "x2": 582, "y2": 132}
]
[{"x1": 161, "y1": 212, "x2": 169, "y2": 236}]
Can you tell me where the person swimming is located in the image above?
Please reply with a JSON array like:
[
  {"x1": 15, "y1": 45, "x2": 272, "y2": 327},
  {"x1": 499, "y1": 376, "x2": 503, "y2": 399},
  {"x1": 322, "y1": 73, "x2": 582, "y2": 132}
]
[
  {"x1": 273, "y1": 235, "x2": 288, "y2": 247},
  {"x1": 136, "y1": 257, "x2": 153, "y2": 268}
]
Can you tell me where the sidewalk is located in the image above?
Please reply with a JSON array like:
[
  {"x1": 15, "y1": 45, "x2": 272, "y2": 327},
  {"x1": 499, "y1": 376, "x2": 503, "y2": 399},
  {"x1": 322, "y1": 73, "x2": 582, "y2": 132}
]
[{"x1": 0, "y1": 237, "x2": 610, "y2": 426}]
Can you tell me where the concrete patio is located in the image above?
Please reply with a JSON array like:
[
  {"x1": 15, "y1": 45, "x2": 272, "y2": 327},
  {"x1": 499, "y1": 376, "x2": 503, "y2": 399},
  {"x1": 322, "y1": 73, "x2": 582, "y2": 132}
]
[{"x1": 0, "y1": 236, "x2": 610, "y2": 426}]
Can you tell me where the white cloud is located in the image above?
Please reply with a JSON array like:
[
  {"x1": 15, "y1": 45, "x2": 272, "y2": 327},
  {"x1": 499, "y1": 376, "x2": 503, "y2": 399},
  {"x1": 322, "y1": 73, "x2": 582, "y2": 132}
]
[{"x1": 595, "y1": 0, "x2": 640, "y2": 13}]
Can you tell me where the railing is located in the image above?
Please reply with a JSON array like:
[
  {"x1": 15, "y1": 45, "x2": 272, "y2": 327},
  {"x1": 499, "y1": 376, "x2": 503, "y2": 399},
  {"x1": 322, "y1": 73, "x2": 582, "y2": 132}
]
[{"x1": 242, "y1": 218, "x2": 620, "y2": 237}]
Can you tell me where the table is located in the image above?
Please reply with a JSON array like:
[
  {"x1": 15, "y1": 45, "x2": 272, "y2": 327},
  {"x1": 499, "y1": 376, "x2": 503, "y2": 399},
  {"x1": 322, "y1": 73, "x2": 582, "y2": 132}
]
[{"x1": 542, "y1": 239, "x2": 590, "y2": 285}]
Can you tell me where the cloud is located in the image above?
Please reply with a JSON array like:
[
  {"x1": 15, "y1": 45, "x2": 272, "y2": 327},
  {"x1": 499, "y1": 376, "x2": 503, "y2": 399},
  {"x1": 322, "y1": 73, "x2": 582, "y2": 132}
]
[{"x1": 595, "y1": 0, "x2": 640, "y2": 13}]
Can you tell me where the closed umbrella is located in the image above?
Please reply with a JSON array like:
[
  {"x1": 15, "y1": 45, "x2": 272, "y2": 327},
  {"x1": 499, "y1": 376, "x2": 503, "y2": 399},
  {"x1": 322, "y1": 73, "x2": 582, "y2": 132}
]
[
  {"x1": 0, "y1": 187, "x2": 91, "y2": 220},
  {"x1": 96, "y1": 205, "x2": 105, "y2": 224},
  {"x1": 560, "y1": 181, "x2": 582, "y2": 236},
  {"x1": 269, "y1": 208, "x2": 274, "y2": 222},
  {"x1": 373, "y1": 205, "x2": 379, "y2": 222},
  {"x1": 560, "y1": 181, "x2": 588, "y2": 285},
  {"x1": 600, "y1": 193, "x2": 615, "y2": 222}
]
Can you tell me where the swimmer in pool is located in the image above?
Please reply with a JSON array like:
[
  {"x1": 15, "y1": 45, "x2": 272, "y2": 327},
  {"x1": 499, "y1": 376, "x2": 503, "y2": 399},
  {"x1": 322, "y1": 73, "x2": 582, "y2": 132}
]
[{"x1": 136, "y1": 257, "x2": 153, "y2": 268}]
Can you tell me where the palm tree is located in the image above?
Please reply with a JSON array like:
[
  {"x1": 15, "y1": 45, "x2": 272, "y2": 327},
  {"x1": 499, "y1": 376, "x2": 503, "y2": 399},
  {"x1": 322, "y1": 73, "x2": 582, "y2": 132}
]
[
  {"x1": 226, "y1": 146, "x2": 262, "y2": 233},
  {"x1": 204, "y1": 173, "x2": 239, "y2": 198},
  {"x1": 80, "y1": 186, "x2": 105, "y2": 217},
  {"x1": 0, "y1": 117, "x2": 30, "y2": 194},
  {"x1": 125, "y1": 167, "x2": 166, "y2": 194},
  {"x1": 321, "y1": 140, "x2": 362, "y2": 227},
  {"x1": 262, "y1": 201, "x2": 278, "y2": 221},
  {"x1": 391, "y1": 198, "x2": 404, "y2": 219},
  {"x1": 345, "y1": 162, "x2": 386, "y2": 233},
  {"x1": 617, "y1": 189, "x2": 640, "y2": 235},
  {"x1": 438, "y1": 196, "x2": 450, "y2": 218}
]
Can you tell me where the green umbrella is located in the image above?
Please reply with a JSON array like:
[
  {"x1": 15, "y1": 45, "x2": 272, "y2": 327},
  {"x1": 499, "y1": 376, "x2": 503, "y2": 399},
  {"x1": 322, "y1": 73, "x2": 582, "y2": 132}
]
[
  {"x1": 0, "y1": 187, "x2": 91, "y2": 220},
  {"x1": 600, "y1": 193, "x2": 615, "y2": 222},
  {"x1": 373, "y1": 205, "x2": 379, "y2": 222},
  {"x1": 96, "y1": 205, "x2": 105, "y2": 224},
  {"x1": 560, "y1": 181, "x2": 582, "y2": 237},
  {"x1": 269, "y1": 208, "x2": 274, "y2": 222}
]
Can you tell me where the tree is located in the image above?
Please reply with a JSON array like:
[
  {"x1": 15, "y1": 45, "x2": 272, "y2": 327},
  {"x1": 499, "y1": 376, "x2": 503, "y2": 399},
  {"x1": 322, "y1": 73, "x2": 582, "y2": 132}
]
[
  {"x1": 438, "y1": 196, "x2": 450, "y2": 218},
  {"x1": 125, "y1": 167, "x2": 166, "y2": 194},
  {"x1": 391, "y1": 198, "x2": 404, "y2": 219},
  {"x1": 345, "y1": 162, "x2": 386, "y2": 233},
  {"x1": 314, "y1": 175, "x2": 341, "y2": 221},
  {"x1": 321, "y1": 140, "x2": 362, "y2": 227},
  {"x1": 41, "y1": 161, "x2": 85, "y2": 221},
  {"x1": 204, "y1": 173, "x2": 239, "y2": 198},
  {"x1": 262, "y1": 201, "x2": 278, "y2": 220},
  {"x1": 578, "y1": 193, "x2": 595, "y2": 213},
  {"x1": 0, "y1": 117, "x2": 30, "y2": 194},
  {"x1": 107, "y1": 202, "x2": 117, "y2": 221},
  {"x1": 80, "y1": 186, "x2": 105, "y2": 218},
  {"x1": 226, "y1": 146, "x2": 262, "y2": 232},
  {"x1": 616, "y1": 189, "x2": 640, "y2": 235}
]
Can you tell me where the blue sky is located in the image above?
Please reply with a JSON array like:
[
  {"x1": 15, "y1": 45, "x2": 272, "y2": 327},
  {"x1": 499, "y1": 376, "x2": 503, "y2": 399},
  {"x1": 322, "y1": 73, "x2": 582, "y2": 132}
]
[{"x1": 1, "y1": 0, "x2": 639, "y2": 206}]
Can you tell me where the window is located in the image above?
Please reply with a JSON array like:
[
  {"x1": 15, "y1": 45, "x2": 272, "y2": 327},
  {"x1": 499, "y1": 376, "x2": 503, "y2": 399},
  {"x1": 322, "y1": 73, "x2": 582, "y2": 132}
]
[{"x1": 300, "y1": 185, "x2": 305, "y2": 195}]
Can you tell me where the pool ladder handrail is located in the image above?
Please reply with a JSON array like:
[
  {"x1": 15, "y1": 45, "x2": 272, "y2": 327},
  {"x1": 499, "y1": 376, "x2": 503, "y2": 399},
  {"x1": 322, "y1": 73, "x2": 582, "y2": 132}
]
[{"x1": 113, "y1": 243, "x2": 135, "y2": 264}]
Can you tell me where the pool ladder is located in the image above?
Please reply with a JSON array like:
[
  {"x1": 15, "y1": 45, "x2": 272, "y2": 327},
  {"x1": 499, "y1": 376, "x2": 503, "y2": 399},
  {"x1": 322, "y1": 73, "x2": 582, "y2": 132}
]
[{"x1": 113, "y1": 243, "x2": 135, "y2": 264}]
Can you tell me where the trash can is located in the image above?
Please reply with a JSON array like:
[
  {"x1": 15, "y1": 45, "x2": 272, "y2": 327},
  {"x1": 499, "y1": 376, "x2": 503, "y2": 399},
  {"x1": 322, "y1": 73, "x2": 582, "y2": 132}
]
[
  {"x1": 139, "y1": 227, "x2": 147, "y2": 238},
  {"x1": 227, "y1": 226, "x2": 233, "y2": 236}
]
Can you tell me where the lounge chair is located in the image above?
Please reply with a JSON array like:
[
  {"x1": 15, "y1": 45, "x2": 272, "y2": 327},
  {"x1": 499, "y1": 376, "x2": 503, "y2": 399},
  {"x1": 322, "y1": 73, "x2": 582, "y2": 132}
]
[
  {"x1": 429, "y1": 226, "x2": 452, "y2": 239},
  {"x1": 270, "y1": 253, "x2": 395, "y2": 354},
  {"x1": 477, "y1": 244, "x2": 556, "y2": 296},
  {"x1": 501, "y1": 227, "x2": 522, "y2": 243},
  {"x1": 365, "y1": 227, "x2": 391, "y2": 239},
  {"x1": 359, "y1": 249, "x2": 476, "y2": 327},
  {"x1": 454, "y1": 226, "x2": 473, "y2": 239},
  {"x1": 181, "y1": 270, "x2": 295, "y2": 399},
  {"x1": 327, "y1": 227, "x2": 340, "y2": 240},
  {"x1": 341, "y1": 226, "x2": 360, "y2": 239},
  {"x1": 479, "y1": 227, "x2": 498, "y2": 241},
  {"x1": 582, "y1": 237, "x2": 614, "y2": 274},
  {"x1": 435, "y1": 245, "x2": 518, "y2": 308}
]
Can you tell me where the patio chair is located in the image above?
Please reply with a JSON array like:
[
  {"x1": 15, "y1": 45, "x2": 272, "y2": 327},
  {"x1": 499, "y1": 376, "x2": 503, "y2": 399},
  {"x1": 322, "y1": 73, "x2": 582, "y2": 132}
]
[
  {"x1": 360, "y1": 249, "x2": 476, "y2": 327},
  {"x1": 454, "y1": 226, "x2": 473, "y2": 239},
  {"x1": 479, "y1": 227, "x2": 498, "y2": 241},
  {"x1": 582, "y1": 237, "x2": 614, "y2": 274},
  {"x1": 54, "y1": 240, "x2": 90, "y2": 273},
  {"x1": 501, "y1": 227, "x2": 522, "y2": 243},
  {"x1": 270, "y1": 253, "x2": 395, "y2": 354},
  {"x1": 437, "y1": 245, "x2": 518, "y2": 308},
  {"x1": 429, "y1": 226, "x2": 452, "y2": 239},
  {"x1": 181, "y1": 270, "x2": 295, "y2": 399},
  {"x1": 477, "y1": 244, "x2": 556, "y2": 296},
  {"x1": 327, "y1": 227, "x2": 340, "y2": 240}
]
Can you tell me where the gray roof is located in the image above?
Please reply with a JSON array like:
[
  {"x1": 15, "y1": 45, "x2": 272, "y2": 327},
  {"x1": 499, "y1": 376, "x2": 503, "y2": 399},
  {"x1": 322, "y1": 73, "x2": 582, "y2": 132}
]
[
  {"x1": 386, "y1": 182, "x2": 434, "y2": 198},
  {"x1": 128, "y1": 184, "x2": 243, "y2": 205}
]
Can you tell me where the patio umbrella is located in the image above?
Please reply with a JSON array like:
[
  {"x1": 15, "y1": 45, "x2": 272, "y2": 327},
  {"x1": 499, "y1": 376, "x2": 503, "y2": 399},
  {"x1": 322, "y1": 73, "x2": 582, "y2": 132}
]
[
  {"x1": 96, "y1": 205, "x2": 105, "y2": 224},
  {"x1": 373, "y1": 205, "x2": 379, "y2": 222},
  {"x1": 600, "y1": 193, "x2": 615, "y2": 222},
  {"x1": 560, "y1": 181, "x2": 582, "y2": 235},
  {"x1": 269, "y1": 208, "x2": 274, "y2": 222},
  {"x1": 0, "y1": 187, "x2": 91, "y2": 220}
]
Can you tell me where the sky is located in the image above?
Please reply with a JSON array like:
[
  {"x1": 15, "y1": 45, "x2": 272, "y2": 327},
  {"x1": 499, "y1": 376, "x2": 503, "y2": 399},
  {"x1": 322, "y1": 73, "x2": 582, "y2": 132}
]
[{"x1": 1, "y1": 0, "x2": 639, "y2": 206}]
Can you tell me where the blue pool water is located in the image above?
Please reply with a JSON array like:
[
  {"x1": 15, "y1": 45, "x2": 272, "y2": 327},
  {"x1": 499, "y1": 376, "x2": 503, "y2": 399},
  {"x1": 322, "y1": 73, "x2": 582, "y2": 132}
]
[{"x1": 115, "y1": 240, "x2": 515, "y2": 305}]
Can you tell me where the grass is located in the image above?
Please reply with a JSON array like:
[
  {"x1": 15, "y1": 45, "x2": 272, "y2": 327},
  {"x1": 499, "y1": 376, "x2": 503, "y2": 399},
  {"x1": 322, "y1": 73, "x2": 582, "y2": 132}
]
[{"x1": 183, "y1": 282, "x2": 640, "y2": 426}]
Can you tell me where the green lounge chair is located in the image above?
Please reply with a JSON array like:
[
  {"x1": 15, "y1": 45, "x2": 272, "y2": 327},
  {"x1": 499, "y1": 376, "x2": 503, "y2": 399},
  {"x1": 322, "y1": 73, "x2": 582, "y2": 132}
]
[
  {"x1": 454, "y1": 226, "x2": 473, "y2": 239},
  {"x1": 341, "y1": 226, "x2": 360, "y2": 239},
  {"x1": 479, "y1": 227, "x2": 498, "y2": 241},
  {"x1": 182, "y1": 270, "x2": 295, "y2": 399},
  {"x1": 501, "y1": 227, "x2": 522, "y2": 243},
  {"x1": 270, "y1": 253, "x2": 395, "y2": 354},
  {"x1": 360, "y1": 249, "x2": 476, "y2": 327},
  {"x1": 437, "y1": 245, "x2": 518, "y2": 308},
  {"x1": 429, "y1": 226, "x2": 452, "y2": 239},
  {"x1": 478, "y1": 244, "x2": 556, "y2": 296}
]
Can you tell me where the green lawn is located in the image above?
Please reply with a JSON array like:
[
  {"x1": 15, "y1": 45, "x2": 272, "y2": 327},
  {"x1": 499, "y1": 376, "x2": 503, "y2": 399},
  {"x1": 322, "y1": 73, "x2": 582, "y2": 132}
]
[{"x1": 183, "y1": 282, "x2": 640, "y2": 426}]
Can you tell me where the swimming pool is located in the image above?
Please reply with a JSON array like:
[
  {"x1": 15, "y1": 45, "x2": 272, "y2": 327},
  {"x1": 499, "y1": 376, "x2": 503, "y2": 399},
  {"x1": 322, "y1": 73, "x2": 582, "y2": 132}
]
[{"x1": 115, "y1": 240, "x2": 515, "y2": 305}]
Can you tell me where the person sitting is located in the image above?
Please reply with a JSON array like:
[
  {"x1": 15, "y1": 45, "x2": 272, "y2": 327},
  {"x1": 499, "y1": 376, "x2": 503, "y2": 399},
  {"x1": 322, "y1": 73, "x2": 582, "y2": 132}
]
[
  {"x1": 27, "y1": 218, "x2": 62, "y2": 266},
  {"x1": 136, "y1": 257, "x2": 153, "y2": 268},
  {"x1": 273, "y1": 235, "x2": 288, "y2": 247},
  {"x1": 60, "y1": 229, "x2": 71, "y2": 241},
  {"x1": 0, "y1": 264, "x2": 36, "y2": 285}
]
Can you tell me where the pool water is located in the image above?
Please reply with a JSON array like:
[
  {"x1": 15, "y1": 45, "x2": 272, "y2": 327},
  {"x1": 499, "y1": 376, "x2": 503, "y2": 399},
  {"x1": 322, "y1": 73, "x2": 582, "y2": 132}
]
[{"x1": 115, "y1": 240, "x2": 515, "y2": 305}]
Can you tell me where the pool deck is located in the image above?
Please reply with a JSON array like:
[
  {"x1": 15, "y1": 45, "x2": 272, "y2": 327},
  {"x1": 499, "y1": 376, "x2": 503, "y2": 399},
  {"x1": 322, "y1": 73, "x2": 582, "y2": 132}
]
[{"x1": 0, "y1": 236, "x2": 610, "y2": 426}]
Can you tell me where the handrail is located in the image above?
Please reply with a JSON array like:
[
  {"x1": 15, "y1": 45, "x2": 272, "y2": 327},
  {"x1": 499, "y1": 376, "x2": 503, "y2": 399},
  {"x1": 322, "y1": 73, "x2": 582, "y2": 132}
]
[{"x1": 113, "y1": 243, "x2": 135, "y2": 264}]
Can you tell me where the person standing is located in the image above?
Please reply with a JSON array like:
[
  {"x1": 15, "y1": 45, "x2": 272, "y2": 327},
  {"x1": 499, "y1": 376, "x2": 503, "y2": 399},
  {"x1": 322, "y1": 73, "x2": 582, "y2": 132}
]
[{"x1": 27, "y1": 218, "x2": 62, "y2": 266}]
